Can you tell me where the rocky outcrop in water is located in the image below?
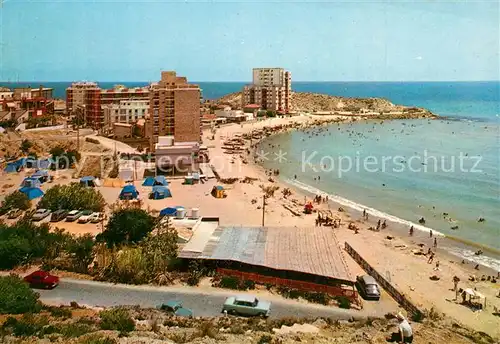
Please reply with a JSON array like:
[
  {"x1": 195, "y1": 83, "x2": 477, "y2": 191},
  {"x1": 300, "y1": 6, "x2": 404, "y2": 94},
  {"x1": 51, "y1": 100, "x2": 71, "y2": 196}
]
[{"x1": 211, "y1": 91, "x2": 436, "y2": 119}]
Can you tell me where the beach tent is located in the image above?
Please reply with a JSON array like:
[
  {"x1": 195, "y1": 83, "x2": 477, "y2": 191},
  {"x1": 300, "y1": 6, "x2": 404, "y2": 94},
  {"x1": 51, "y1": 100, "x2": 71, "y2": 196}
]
[
  {"x1": 154, "y1": 175, "x2": 168, "y2": 186},
  {"x1": 150, "y1": 185, "x2": 172, "y2": 200},
  {"x1": 32, "y1": 170, "x2": 50, "y2": 182},
  {"x1": 4, "y1": 158, "x2": 26, "y2": 173},
  {"x1": 142, "y1": 176, "x2": 156, "y2": 186},
  {"x1": 19, "y1": 186, "x2": 44, "y2": 200},
  {"x1": 143, "y1": 176, "x2": 169, "y2": 186},
  {"x1": 103, "y1": 178, "x2": 126, "y2": 188},
  {"x1": 119, "y1": 184, "x2": 139, "y2": 200},
  {"x1": 80, "y1": 176, "x2": 97, "y2": 187},
  {"x1": 20, "y1": 177, "x2": 42, "y2": 188},
  {"x1": 38, "y1": 158, "x2": 55, "y2": 170},
  {"x1": 4, "y1": 162, "x2": 20, "y2": 173},
  {"x1": 159, "y1": 207, "x2": 177, "y2": 217},
  {"x1": 211, "y1": 185, "x2": 226, "y2": 198}
]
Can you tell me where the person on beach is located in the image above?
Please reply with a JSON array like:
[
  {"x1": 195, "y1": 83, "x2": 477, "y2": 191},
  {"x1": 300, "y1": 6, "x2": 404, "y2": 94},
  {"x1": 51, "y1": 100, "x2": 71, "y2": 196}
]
[
  {"x1": 433, "y1": 237, "x2": 437, "y2": 249},
  {"x1": 434, "y1": 261, "x2": 440, "y2": 271},
  {"x1": 386, "y1": 312, "x2": 413, "y2": 343},
  {"x1": 429, "y1": 230, "x2": 433, "y2": 238},
  {"x1": 427, "y1": 251, "x2": 435, "y2": 264},
  {"x1": 409, "y1": 226, "x2": 414, "y2": 236},
  {"x1": 377, "y1": 219, "x2": 381, "y2": 230},
  {"x1": 382, "y1": 220, "x2": 387, "y2": 229}
]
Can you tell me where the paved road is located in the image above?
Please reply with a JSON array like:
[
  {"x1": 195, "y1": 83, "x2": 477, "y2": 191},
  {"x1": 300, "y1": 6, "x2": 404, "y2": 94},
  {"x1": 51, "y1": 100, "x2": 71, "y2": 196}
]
[{"x1": 37, "y1": 278, "x2": 378, "y2": 320}]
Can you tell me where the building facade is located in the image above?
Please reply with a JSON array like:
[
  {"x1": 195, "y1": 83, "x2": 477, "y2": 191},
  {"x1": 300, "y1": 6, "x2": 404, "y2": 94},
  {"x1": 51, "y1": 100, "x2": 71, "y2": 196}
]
[
  {"x1": 243, "y1": 68, "x2": 291, "y2": 113},
  {"x1": 103, "y1": 99, "x2": 149, "y2": 129},
  {"x1": 66, "y1": 83, "x2": 149, "y2": 129},
  {"x1": 147, "y1": 71, "x2": 201, "y2": 151}
]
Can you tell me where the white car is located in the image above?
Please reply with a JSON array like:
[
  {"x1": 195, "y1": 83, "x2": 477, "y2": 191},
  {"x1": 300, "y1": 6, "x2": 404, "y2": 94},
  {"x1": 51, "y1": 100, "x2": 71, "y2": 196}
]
[
  {"x1": 89, "y1": 212, "x2": 103, "y2": 223},
  {"x1": 77, "y1": 210, "x2": 93, "y2": 223}
]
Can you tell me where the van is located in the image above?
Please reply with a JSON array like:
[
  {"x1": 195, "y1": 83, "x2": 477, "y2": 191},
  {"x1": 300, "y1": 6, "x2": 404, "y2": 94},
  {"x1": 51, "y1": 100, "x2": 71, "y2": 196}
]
[{"x1": 356, "y1": 274, "x2": 381, "y2": 300}]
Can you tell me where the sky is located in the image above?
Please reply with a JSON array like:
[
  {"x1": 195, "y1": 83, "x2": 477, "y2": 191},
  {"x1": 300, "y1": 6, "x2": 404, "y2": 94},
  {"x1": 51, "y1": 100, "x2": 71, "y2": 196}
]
[{"x1": 0, "y1": 0, "x2": 498, "y2": 82}]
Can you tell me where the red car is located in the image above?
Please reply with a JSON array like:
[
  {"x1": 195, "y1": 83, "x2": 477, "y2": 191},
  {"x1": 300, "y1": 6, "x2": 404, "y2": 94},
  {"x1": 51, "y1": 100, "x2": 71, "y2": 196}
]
[{"x1": 23, "y1": 270, "x2": 60, "y2": 289}]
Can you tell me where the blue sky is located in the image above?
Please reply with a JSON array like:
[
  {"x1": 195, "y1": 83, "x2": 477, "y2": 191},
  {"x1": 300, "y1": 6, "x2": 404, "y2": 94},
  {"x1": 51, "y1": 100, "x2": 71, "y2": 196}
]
[{"x1": 1, "y1": 0, "x2": 498, "y2": 82}]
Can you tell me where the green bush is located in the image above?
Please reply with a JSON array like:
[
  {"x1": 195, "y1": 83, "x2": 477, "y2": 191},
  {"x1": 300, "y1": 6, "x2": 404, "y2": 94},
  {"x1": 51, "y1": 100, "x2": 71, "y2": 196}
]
[
  {"x1": 218, "y1": 276, "x2": 240, "y2": 290},
  {"x1": 257, "y1": 334, "x2": 273, "y2": 344},
  {"x1": 2, "y1": 314, "x2": 48, "y2": 337},
  {"x1": 0, "y1": 275, "x2": 41, "y2": 314},
  {"x1": 47, "y1": 306, "x2": 73, "y2": 319},
  {"x1": 335, "y1": 296, "x2": 351, "y2": 309},
  {"x1": 57, "y1": 323, "x2": 94, "y2": 338},
  {"x1": 0, "y1": 191, "x2": 31, "y2": 212},
  {"x1": 79, "y1": 334, "x2": 118, "y2": 344},
  {"x1": 243, "y1": 280, "x2": 255, "y2": 290},
  {"x1": 99, "y1": 308, "x2": 135, "y2": 332},
  {"x1": 97, "y1": 208, "x2": 155, "y2": 248},
  {"x1": 38, "y1": 183, "x2": 105, "y2": 212}
]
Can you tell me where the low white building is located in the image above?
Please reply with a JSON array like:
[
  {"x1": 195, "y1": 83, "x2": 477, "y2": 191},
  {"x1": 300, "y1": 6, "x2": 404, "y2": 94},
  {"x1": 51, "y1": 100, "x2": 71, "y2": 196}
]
[
  {"x1": 214, "y1": 108, "x2": 247, "y2": 122},
  {"x1": 155, "y1": 136, "x2": 201, "y2": 173},
  {"x1": 103, "y1": 99, "x2": 149, "y2": 126}
]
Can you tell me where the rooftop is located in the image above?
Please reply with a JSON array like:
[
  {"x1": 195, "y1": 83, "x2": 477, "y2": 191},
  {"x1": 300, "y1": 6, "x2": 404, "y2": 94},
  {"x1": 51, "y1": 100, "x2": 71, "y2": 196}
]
[{"x1": 179, "y1": 226, "x2": 353, "y2": 283}]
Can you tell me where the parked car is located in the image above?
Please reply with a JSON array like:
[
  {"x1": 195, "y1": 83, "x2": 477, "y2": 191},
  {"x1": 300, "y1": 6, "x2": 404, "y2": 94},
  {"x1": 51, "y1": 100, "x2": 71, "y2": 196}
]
[
  {"x1": 156, "y1": 301, "x2": 193, "y2": 317},
  {"x1": 23, "y1": 270, "x2": 59, "y2": 289},
  {"x1": 50, "y1": 209, "x2": 68, "y2": 222},
  {"x1": 356, "y1": 274, "x2": 381, "y2": 300},
  {"x1": 7, "y1": 208, "x2": 23, "y2": 219},
  {"x1": 32, "y1": 209, "x2": 51, "y2": 221},
  {"x1": 222, "y1": 295, "x2": 271, "y2": 317},
  {"x1": 89, "y1": 212, "x2": 104, "y2": 223},
  {"x1": 77, "y1": 210, "x2": 93, "y2": 223},
  {"x1": 66, "y1": 210, "x2": 82, "y2": 222}
]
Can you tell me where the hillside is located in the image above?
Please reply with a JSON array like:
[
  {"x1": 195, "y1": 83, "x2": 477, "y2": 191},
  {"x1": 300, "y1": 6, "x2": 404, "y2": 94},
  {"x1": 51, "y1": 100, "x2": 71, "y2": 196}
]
[
  {"x1": 0, "y1": 305, "x2": 495, "y2": 344},
  {"x1": 213, "y1": 91, "x2": 435, "y2": 118}
]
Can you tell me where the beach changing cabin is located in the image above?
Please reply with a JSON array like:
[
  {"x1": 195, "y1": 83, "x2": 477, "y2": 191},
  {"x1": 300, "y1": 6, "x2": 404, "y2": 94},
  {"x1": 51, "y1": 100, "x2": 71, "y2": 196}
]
[
  {"x1": 211, "y1": 185, "x2": 226, "y2": 198},
  {"x1": 119, "y1": 184, "x2": 139, "y2": 200},
  {"x1": 150, "y1": 185, "x2": 172, "y2": 199}
]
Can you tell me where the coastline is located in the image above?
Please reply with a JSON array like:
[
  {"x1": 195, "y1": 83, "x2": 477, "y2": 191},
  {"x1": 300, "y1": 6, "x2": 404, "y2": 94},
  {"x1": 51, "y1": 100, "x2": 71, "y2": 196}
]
[
  {"x1": 206, "y1": 114, "x2": 500, "y2": 338},
  {"x1": 251, "y1": 117, "x2": 500, "y2": 272}
]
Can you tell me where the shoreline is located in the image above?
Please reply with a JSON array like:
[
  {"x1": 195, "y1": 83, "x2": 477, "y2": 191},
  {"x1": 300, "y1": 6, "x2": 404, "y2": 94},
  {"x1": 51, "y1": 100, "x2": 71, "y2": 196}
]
[{"x1": 248, "y1": 117, "x2": 500, "y2": 273}]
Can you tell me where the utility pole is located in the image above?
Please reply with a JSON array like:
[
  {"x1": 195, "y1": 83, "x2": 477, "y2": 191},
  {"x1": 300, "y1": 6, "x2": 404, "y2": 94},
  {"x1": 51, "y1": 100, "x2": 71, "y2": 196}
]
[{"x1": 262, "y1": 194, "x2": 266, "y2": 227}]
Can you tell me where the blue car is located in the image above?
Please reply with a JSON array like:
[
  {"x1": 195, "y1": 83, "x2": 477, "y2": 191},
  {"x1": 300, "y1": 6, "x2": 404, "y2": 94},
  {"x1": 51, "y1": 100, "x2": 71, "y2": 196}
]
[{"x1": 156, "y1": 300, "x2": 193, "y2": 317}]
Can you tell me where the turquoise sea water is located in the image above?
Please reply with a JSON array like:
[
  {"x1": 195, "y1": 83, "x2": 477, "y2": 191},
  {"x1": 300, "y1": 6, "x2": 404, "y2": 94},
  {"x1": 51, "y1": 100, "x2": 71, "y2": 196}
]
[{"x1": 2, "y1": 81, "x2": 499, "y2": 267}]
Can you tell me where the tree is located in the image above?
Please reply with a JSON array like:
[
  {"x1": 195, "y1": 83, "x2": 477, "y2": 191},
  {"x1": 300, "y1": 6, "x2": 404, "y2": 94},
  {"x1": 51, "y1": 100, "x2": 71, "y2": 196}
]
[
  {"x1": 50, "y1": 146, "x2": 81, "y2": 169},
  {"x1": 266, "y1": 110, "x2": 277, "y2": 118},
  {"x1": 98, "y1": 208, "x2": 155, "y2": 248},
  {"x1": 99, "y1": 308, "x2": 135, "y2": 332},
  {"x1": 20, "y1": 139, "x2": 33, "y2": 153},
  {"x1": 0, "y1": 275, "x2": 41, "y2": 314},
  {"x1": 38, "y1": 183, "x2": 106, "y2": 212},
  {"x1": 67, "y1": 234, "x2": 95, "y2": 273},
  {"x1": 141, "y1": 219, "x2": 178, "y2": 284},
  {"x1": 1, "y1": 191, "x2": 31, "y2": 213}
]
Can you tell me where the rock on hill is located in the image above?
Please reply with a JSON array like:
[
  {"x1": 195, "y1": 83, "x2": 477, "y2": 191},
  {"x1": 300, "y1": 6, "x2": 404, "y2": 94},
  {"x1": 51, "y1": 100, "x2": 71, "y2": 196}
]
[{"x1": 213, "y1": 91, "x2": 434, "y2": 118}]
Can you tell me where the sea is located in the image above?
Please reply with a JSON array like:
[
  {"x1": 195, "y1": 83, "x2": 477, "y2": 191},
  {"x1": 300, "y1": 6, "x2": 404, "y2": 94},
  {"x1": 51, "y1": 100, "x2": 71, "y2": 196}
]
[{"x1": 2, "y1": 81, "x2": 499, "y2": 270}]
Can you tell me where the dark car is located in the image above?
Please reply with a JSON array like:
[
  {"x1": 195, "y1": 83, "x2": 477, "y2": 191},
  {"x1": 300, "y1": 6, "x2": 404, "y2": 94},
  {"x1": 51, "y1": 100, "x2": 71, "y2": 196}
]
[
  {"x1": 356, "y1": 275, "x2": 381, "y2": 300},
  {"x1": 24, "y1": 270, "x2": 59, "y2": 289},
  {"x1": 50, "y1": 209, "x2": 68, "y2": 222}
]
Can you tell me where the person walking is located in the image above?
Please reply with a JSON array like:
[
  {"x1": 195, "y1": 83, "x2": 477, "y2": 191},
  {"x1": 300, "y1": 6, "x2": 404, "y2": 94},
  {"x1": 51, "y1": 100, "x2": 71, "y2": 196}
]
[
  {"x1": 429, "y1": 230, "x2": 433, "y2": 238},
  {"x1": 409, "y1": 226, "x2": 414, "y2": 236},
  {"x1": 433, "y1": 237, "x2": 437, "y2": 249}
]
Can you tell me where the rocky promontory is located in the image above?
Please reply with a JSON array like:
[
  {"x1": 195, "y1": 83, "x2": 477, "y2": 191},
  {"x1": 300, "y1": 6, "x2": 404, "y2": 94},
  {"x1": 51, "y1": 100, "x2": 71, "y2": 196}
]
[{"x1": 211, "y1": 91, "x2": 436, "y2": 119}]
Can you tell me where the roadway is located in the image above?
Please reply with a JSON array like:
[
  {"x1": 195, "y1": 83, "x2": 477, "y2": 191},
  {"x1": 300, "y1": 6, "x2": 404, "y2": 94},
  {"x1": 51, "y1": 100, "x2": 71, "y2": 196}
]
[{"x1": 37, "y1": 278, "x2": 382, "y2": 320}]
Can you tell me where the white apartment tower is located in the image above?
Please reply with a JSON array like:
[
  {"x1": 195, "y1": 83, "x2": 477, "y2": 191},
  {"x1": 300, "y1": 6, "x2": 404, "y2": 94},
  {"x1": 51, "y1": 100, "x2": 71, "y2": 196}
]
[{"x1": 243, "y1": 68, "x2": 291, "y2": 113}]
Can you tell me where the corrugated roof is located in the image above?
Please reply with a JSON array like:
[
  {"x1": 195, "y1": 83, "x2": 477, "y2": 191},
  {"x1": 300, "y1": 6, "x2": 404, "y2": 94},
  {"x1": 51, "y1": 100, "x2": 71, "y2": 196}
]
[{"x1": 180, "y1": 226, "x2": 353, "y2": 282}]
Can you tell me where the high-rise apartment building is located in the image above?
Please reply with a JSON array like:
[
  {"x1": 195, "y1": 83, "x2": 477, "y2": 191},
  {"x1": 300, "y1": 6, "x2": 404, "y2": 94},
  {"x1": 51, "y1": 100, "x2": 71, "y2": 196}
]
[
  {"x1": 242, "y1": 68, "x2": 291, "y2": 113},
  {"x1": 66, "y1": 82, "x2": 99, "y2": 115},
  {"x1": 147, "y1": 71, "x2": 201, "y2": 151}
]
